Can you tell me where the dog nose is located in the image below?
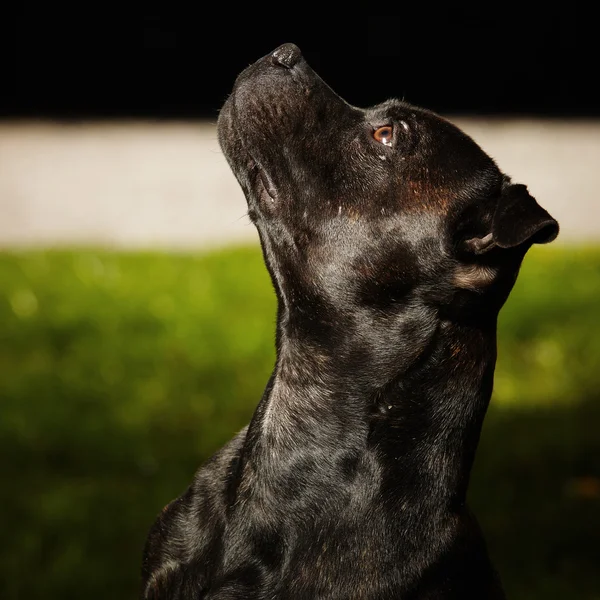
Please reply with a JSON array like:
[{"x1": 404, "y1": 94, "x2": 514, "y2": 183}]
[{"x1": 271, "y1": 43, "x2": 302, "y2": 68}]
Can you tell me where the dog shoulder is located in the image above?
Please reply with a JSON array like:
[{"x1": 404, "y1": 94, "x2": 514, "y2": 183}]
[{"x1": 141, "y1": 427, "x2": 248, "y2": 599}]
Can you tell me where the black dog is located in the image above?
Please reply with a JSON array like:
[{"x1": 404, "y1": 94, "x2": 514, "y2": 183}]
[{"x1": 141, "y1": 43, "x2": 558, "y2": 599}]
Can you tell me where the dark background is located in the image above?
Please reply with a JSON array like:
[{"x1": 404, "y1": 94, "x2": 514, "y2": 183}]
[{"x1": 2, "y1": 8, "x2": 597, "y2": 119}]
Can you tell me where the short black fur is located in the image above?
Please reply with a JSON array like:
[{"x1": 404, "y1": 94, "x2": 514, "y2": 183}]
[{"x1": 141, "y1": 43, "x2": 558, "y2": 599}]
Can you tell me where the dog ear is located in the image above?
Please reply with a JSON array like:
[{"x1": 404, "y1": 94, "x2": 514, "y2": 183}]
[{"x1": 464, "y1": 183, "x2": 559, "y2": 254}]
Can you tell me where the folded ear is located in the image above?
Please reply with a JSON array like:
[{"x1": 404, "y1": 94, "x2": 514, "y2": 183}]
[{"x1": 465, "y1": 183, "x2": 559, "y2": 254}]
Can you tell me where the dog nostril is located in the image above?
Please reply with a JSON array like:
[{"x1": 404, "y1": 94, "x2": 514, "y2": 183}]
[{"x1": 271, "y1": 43, "x2": 302, "y2": 69}]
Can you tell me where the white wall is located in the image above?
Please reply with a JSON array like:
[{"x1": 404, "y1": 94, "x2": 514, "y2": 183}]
[{"x1": 0, "y1": 119, "x2": 598, "y2": 249}]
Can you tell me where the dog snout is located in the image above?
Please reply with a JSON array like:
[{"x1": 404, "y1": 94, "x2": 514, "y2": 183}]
[{"x1": 271, "y1": 43, "x2": 302, "y2": 69}]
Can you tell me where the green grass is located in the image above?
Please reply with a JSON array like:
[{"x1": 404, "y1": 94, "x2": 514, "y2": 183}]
[{"x1": 1, "y1": 245, "x2": 599, "y2": 599}]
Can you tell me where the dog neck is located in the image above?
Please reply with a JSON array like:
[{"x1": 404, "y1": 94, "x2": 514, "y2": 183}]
[
  {"x1": 370, "y1": 319, "x2": 498, "y2": 509},
  {"x1": 242, "y1": 310, "x2": 498, "y2": 513}
]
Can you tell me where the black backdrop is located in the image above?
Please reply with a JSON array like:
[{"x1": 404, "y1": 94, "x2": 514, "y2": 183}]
[{"x1": 2, "y1": 8, "x2": 596, "y2": 119}]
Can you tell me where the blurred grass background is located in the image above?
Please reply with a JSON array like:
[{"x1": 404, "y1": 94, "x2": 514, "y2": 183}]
[{"x1": 1, "y1": 244, "x2": 599, "y2": 599}]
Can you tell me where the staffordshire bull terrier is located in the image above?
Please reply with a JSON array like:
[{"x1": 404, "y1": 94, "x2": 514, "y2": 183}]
[{"x1": 141, "y1": 43, "x2": 558, "y2": 599}]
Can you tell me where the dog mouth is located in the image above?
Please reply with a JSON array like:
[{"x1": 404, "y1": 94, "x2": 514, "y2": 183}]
[
  {"x1": 248, "y1": 157, "x2": 279, "y2": 204},
  {"x1": 218, "y1": 46, "x2": 307, "y2": 207},
  {"x1": 218, "y1": 97, "x2": 283, "y2": 207},
  {"x1": 218, "y1": 42, "x2": 345, "y2": 208}
]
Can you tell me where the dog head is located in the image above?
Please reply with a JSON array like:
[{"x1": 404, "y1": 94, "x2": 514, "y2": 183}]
[{"x1": 218, "y1": 43, "x2": 558, "y2": 342}]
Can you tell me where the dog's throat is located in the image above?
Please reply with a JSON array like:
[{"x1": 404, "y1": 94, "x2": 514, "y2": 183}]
[{"x1": 249, "y1": 326, "x2": 498, "y2": 508}]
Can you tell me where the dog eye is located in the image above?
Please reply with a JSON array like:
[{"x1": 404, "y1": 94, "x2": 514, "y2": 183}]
[{"x1": 373, "y1": 125, "x2": 394, "y2": 146}]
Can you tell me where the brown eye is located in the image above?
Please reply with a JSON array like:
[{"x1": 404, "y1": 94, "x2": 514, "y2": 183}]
[{"x1": 373, "y1": 125, "x2": 394, "y2": 146}]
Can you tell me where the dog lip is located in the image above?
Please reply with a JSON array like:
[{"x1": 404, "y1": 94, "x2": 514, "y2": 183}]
[
  {"x1": 221, "y1": 100, "x2": 280, "y2": 205},
  {"x1": 248, "y1": 157, "x2": 278, "y2": 203},
  {"x1": 258, "y1": 166, "x2": 278, "y2": 202}
]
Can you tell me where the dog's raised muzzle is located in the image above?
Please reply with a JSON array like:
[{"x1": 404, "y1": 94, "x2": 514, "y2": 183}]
[{"x1": 271, "y1": 43, "x2": 302, "y2": 69}]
